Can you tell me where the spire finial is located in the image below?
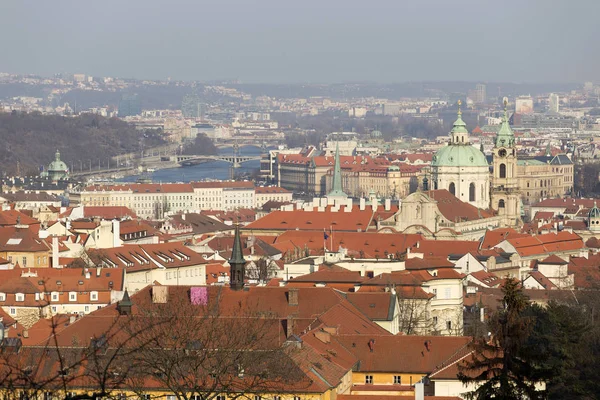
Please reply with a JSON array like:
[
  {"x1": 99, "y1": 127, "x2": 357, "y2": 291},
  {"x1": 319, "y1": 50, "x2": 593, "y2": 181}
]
[
  {"x1": 503, "y1": 97, "x2": 509, "y2": 121},
  {"x1": 457, "y1": 100, "x2": 462, "y2": 116}
]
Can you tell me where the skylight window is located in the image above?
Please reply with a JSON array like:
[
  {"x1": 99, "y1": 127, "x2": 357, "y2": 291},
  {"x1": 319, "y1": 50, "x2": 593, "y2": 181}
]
[{"x1": 6, "y1": 238, "x2": 22, "y2": 245}]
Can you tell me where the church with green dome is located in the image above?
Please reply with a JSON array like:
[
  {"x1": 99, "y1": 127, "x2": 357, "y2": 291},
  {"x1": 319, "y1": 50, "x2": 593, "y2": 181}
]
[
  {"x1": 41, "y1": 150, "x2": 70, "y2": 182},
  {"x1": 431, "y1": 101, "x2": 490, "y2": 209}
]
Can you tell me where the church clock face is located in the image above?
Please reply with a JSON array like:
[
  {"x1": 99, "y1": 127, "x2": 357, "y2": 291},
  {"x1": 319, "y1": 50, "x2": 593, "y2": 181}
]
[{"x1": 498, "y1": 149, "x2": 507, "y2": 158}]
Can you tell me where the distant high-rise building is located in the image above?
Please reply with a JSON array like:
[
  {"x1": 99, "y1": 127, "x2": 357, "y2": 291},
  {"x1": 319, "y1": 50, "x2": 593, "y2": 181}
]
[
  {"x1": 182, "y1": 93, "x2": 204, "y2": 119},
  {"x1": 584, "y1": 81, "x2": 594, "y2": 94},
  {"x1": 515, "y1": 95, "x2": 534, "y2": 114},
  {"x1": 474, "y1": 83, "x2": 486, "y2": 104},
  {"x1": 118, "y1": 94, "x2": 141, "y2": 117},
  {"x1": 549, "y1": 93, "x2": 560, "y2": 113}
]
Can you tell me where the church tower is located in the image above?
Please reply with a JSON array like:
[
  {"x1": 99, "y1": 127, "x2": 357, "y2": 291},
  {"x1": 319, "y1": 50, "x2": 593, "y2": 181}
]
[
  {"x1": 327, "y1": 143, "x2": 348, "y2": 203},
  {"x1": 491, "y1": 98, "x2": 520, "y2": 226},
  {"x1": 228, "y1": 224, "x2": 246, "y2": 291}
]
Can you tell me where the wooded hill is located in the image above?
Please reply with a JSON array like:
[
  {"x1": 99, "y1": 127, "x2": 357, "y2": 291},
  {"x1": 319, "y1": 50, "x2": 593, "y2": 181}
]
[{"x1": 0, "y1": 112, "x2": 166, "y2": 175}]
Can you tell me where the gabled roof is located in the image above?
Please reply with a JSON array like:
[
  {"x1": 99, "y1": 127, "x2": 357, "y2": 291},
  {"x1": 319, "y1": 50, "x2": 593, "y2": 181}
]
[
  {"x1": 425, "y1": 190, "x2": 494, "y2": 223},
  {"x1": 246, "y1": 205, "x2": 398, "y2": 232},
  {"x1": 526, "y1": 271, "x2": 557, "y2": 290},
  {"x1": 539, "y1": 254, "x2": 568, "y2": 265},
  {"x1": 345, "y1": 292, "x2": 395, "y2": 321},
  {"x1": 269, "y1": 231, "x2": 422, "y2": 258},
  {"x1": 0, "y1": 210, "x2": 40, "y2": 226},
  {"x1": 83, "y1": 206, "x2": 137, "y2": 219},
  {"x1": 335, "y1": 334, "x2": 472, "y2": 374},
  {"x1": 0, "y1": 227, "x2": 49, "y2": 252},
  {"x1": 469, "y1": 270, "x2": 502, "y2": 288},
  {"x1": 90, "y1": 243, "x2": 207, "y2": 272},
  {"x1": 504, "y1": 231, "x2": 584, "y2": 257}
]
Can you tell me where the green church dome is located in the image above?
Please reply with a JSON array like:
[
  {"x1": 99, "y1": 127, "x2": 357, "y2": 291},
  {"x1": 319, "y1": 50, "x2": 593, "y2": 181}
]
[
  {"x1": 432, "y1": 100, "x2": 488, "y2": 168},
  {"x1": 48, "y1": 150, "x2": 68, "y2": 173},
  {"x1": 432, "y1": 145, "x2": 489, "y2": 168},
  {"x1": 589, "y1": 202, "x2": 600, "y2": 219}
]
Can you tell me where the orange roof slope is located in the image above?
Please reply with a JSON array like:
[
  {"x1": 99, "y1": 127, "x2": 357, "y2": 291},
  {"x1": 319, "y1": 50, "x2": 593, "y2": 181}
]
[{"x1": 246, "y1": 205, "x2": 398, "y2": 232}]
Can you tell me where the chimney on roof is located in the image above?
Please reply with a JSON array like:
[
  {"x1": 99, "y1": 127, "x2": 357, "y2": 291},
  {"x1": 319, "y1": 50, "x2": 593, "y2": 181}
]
[
  {"x1": 286, "y1": 315, "x2": 295, "y2": 337},
  {"x1": 287, "y1": 288, "x2": 299, "y2": 306},
  {"x1": 152, "y1": 286, "x2": 168, "y2": 304},
  {"x1": 112, "y1": 220, "x2": 121, "y2": 248},
  {"x1": 415, "y1": 381, "x2": 425, "y2": 400},
  {"x1": 359, "y1": 198, "x2": 365, "y2": 211},
  {"x1": 385, "y1": 198, "x2": 391, "y2": 211},
  {"x1": 51, "y1": 236, "x2": 59, "y2": 269},
  {"x1": 96, "y1": 266, "x2": 101, "y2": 277},
  {"x1": 84, "y1": 269, "x2": 91, "y2": 280}
]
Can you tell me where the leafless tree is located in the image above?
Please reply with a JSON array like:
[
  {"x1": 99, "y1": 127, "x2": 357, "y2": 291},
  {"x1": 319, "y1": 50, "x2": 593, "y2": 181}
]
[
  {"x1": 245, "y1": 257, "x2": 279, "y2": 283},
  {"x1": 0, "y1": 286, "x2": 306, "y2": 400},
  {"x1": 395, "y1": 286, "x2": 433, "y2": 335}
]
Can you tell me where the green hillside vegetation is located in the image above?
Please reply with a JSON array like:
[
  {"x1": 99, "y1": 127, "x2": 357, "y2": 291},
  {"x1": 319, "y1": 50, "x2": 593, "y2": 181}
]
[
  {"x1": 0, "y1": 111, "x2": 166, "y2": 175},
  {"x1": 181, "y1": 133, "x2": 218, "y2": 156}
]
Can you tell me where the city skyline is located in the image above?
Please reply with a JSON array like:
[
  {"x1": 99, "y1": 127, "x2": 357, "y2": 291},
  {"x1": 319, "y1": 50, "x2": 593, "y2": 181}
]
[{"x1": 2, "y1": 0, "x2": 600, "y2": 83}]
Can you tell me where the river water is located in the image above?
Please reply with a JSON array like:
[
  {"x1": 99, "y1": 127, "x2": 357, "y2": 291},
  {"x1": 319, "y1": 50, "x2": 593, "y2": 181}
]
[{"x1": 119, "y1": 145, "x2": 265, "y2": 183}]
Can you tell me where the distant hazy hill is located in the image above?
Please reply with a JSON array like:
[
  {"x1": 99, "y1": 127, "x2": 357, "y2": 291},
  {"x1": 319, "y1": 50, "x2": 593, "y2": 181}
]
[{"x1": 0, "y1": 112, "x2": 166, "y2": 175}]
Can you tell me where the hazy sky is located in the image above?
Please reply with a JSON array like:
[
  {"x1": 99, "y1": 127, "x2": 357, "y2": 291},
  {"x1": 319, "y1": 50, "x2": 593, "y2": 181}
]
[{"x1": 2, "y1": 0, "x2": 599, "y2": 83}]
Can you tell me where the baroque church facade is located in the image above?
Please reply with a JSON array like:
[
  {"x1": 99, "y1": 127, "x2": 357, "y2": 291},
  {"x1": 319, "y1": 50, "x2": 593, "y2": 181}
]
[{"x1": 429, "y1": 99, "x2": 520, "y2": 228}]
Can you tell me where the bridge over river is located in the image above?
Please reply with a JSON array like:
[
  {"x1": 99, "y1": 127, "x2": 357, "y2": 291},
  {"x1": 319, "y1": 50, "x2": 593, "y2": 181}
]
[{"x1": 175, "y1": 154, "x2": 260, "y2": 166}]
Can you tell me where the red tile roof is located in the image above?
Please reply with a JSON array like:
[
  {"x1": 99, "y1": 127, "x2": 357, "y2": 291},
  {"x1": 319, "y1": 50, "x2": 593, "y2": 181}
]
[
  {"x1": 246, "y1": 205, "x2": 398, "y2": 232},
  {"x1": 255, "y1": 186, "x2": 291, "y2": 194},
  {"x1": 345, "y1": 292, "x2": 395, "y2": 320},
  {"x1": 335, "y1": 334, "x2": 472, "y2": 374},
  {"x1": 469, "y1": 270, "x2": 502, "y2": 287},
  {"x1": 526, "y1": 270, "x2": 557, "y2": 290},
  {"x1": 505, "y1": 231, "x2": 584, "y2": 257},
  {"x1": 0, "y1": 209, "x2": 40, "y2": 226},
  {"x1": 270, "y1": 231, "x2": 423, "y2": 258},
  {"x1": 480, "y1": 228, "x2": 528, "y2": 249},
  {"x1": 539, "y1": 254, "x2": 568, "y2": 265},
  {"x1": 409, "y1": 240, "x2": 480, "y2": 258},
  {"x1": 83, "y1": 206, "x2": 137, "y2": 219},
  {"x1": 90, "y1": 243, "x2": 207, "y2": 272},
  {"x1": 426, "y1": 190, "x2": 494, "y2": 222}
]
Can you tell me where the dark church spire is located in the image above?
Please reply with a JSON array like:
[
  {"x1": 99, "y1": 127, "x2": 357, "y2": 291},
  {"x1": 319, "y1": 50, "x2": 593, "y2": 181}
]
[{"x1": 229, "y1": 224, "x2": 246, "y2": 291}]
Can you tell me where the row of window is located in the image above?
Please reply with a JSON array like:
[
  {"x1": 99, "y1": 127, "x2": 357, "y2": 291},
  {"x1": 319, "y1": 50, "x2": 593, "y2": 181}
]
[
  {"x1": 8, "y1": 304, "x2": 102, "y2": 316},
  {"x1": 364, "y1": 375, "x2": 406, "y2": 385},
  {"x1": 0, "y1": 291, "x2": 99, "y2": 302}
]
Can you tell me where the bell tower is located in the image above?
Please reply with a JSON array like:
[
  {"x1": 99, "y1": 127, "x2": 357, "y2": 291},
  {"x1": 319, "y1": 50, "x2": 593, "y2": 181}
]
[{"x1": 491, "y1": 98, "x2": 520, "y2": 226}]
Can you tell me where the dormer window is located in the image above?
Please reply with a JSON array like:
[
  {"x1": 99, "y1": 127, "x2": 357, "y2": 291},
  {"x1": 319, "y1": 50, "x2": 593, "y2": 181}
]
[
  {"x1": 69, "y1": 292, "x2": 77, "y2": 302},
  {"x1": 0, "y1": 293, "x2": 5, "y2": 302},
  {"x1": 90, "y1": 291, "x2": 98, "y2": 301},
  {"x1": 15, "y1": 293, "x2": 25, "y2": 302}
]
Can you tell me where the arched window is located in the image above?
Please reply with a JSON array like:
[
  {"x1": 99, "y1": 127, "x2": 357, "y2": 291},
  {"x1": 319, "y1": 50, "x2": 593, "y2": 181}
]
[
  {"x1": 449, "y1": 182, "x2": 456, "y2": 196},
  {"x1": 499, "y1": 163, "x2": 507, "y2": 178},
  {"x1": 498, "y1": 199, "x2": 505, "y2": 208},
  {"x1": 469, "y1": 183, "x2": 475, "y2": 202}
]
